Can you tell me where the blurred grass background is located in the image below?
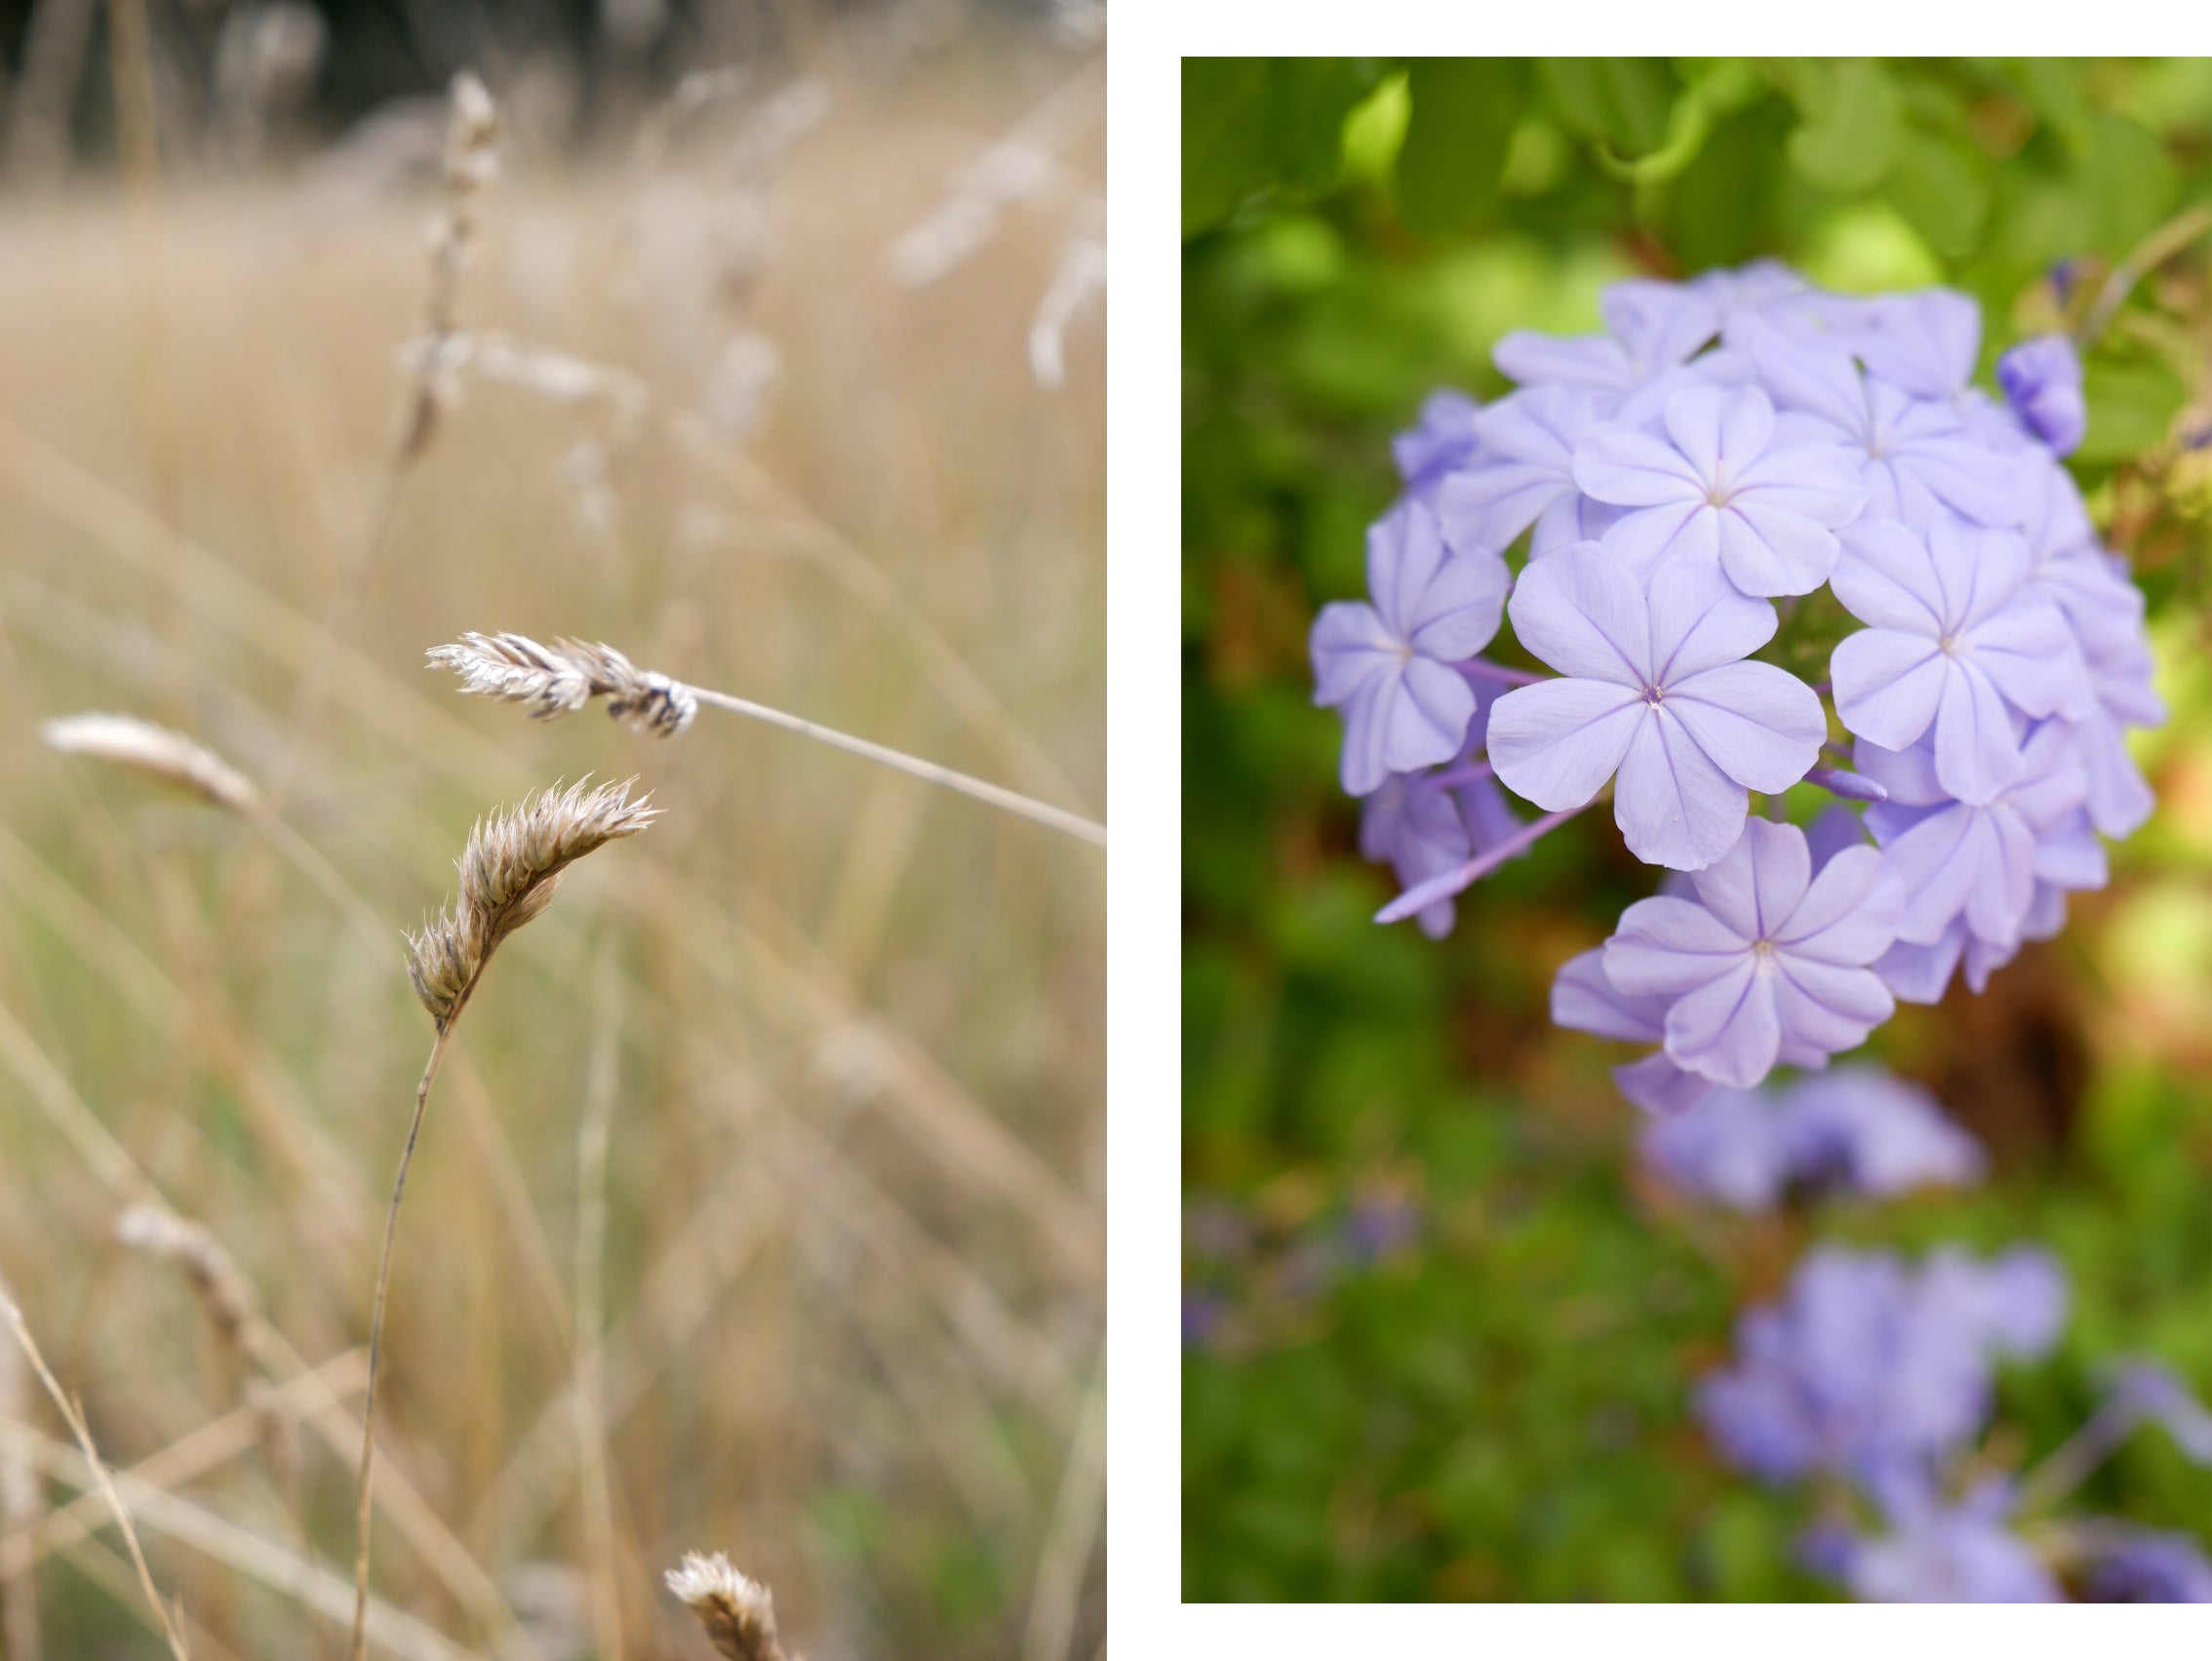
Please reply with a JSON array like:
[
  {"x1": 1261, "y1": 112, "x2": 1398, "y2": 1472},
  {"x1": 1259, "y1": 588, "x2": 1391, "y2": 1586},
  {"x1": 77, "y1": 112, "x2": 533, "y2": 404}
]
[
  {"x1": 1183, "y1": 56, "x2": 2212, "y2": 1601},
  {"x1": 0, "y1": 4, "x2": 1103, "y2": 1658}
]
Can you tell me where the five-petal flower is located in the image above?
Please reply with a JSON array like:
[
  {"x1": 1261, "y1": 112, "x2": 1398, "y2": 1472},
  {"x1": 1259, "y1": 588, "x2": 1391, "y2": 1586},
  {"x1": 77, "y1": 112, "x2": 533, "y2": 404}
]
[
  {"x1": 1574, "y1": 384, "x2": 1866, "y2": 596},
  {"x1": 1487, "y1": 541, "x2": 1826, "y2": 869},
  {"x1": 1828, "y1": 514, "x2": 2081, "y2": 804},
  {"x1": 1603, "y1": 818, "x2": 1902, "y2": 1088},
  {"x1": 1310, "y1": 498, "x2": 1511, "y2": 795}
]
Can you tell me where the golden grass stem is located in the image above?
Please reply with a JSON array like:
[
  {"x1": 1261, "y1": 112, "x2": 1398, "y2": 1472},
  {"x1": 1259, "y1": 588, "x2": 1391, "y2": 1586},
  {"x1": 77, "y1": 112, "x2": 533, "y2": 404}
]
[
  {"x1": 0, "y1": 1269, "x2": 40, "y2": 1661},
  {"x1": 573, "y1": 955, "x2": 628, "y2": 1661},
  {"x1": 348, "y1": 1017, "x2": 457, "y2": 1661},
  {"x1": 0, "y1": 1293, "x2": 192, "y2": 1661}
]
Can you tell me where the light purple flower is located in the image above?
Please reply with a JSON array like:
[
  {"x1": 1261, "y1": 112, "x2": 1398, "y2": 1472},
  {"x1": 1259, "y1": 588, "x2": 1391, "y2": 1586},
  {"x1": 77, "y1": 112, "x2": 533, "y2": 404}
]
[
  {"x1": 1640, "y1": 1086, "x2": 1794, "y2": 1208},
  {"x1": 1393, "y1": 388, "x2": 1484, "y2": 496},
  {"x1": 2068, "y1": 632, "x2": 2163, "y2": 839},
  {"x1": 1550, "y1": 946, "x2": 1713, "y2": 1116},
  {"x1": 1829, "y1": 514, "x2": 2080, "y2": 804},
  {"x1": 1781, "y1": 1067, "x2": 1985, "y2": 1200},
  {"x1": 1434, "y1": 386, "x2": 1600, "y2": 556},
  {"x1": 2106, "y1": 1363, "x2": 2212, "y2": 1465},
  {"x1": 1845, "y1": 1480, "x2": 2060, "y2": 1603},
  {"x1": 1700, "y1": 1246, "x2": 2066, "y2": 1493},
  {"x1": 1747, "y1": 330, "x2": 2024, "y2": 529},
  {"x1": 1486, "y1": 542, "x2": 1825, "y2": 870},
  {"x1": 1492, "y1": 278, "x2": 1719, "y2": 401},
  {"x1": 1311, "y1": 498, "x2": 1511, "y2": 795},
  {"x1": 2087, "y1": 1531, "x2": 2212, "y2": 1602},
  {"x1": 1573, "y1": 384, "x2": 1866, "y2": 596},
  {"x1": 1360, "y1": 765, "x2": 1522, "y2": 941},
  {"x1": 1843, "y1": 288, "x2": 1982, "y2": 402},
  {"x1": 1857, "y1": 722, "x2": 2104, "y2": 969},
  {"x1": 1996, "y1": 335, "x2": 2086, "y2": 456},
  {"x1": 1604, "y1": 818, "x2": 1901, "y2": 1088}
]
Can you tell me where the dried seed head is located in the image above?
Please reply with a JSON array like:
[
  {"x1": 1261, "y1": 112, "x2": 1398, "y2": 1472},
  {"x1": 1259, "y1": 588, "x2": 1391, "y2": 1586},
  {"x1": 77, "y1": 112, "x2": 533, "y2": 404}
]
[
  {"x1": 428, "y1": 632, "x2": 699, "y2": 737},
  {"x1": 43, "y1": 713, "x2": 260, "y2": 813},
  {"x1": 405, "y1": 777, "x2": 657, "y2": 1028},
  {"x1": 117, "y1": 1205, "x2": 264, "y2": 1360},
  {"x1": 446, "y1": 72, "x2": 498, "y2": 195},
  {"x1": 665, "y1": 1554, "x2": 788, "y2": 1661}
]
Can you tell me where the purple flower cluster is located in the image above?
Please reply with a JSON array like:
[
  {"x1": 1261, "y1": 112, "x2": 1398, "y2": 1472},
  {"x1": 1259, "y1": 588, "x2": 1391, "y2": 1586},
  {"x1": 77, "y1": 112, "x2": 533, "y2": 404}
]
[
  {"x1": 1640, "y1": 1064, "x2": 1982, "y2": 1211},
  {"x1": 1703, "y1": 1247, "x2": 2212, "y2": 1602},
  {"x1": 1313, "y1": 262, "x2": 2163, "y2": 1095}
]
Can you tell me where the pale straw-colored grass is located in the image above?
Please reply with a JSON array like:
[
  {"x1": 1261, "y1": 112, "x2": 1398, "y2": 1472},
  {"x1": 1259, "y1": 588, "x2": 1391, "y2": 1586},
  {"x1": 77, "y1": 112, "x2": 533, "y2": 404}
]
[{"x1": 666, "y1": 1552, "x2": 791, "y2": 1661}]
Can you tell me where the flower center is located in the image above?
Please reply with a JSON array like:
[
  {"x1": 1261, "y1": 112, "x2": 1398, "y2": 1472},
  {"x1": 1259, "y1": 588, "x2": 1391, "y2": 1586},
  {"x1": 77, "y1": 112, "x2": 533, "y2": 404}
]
[
  {"x1": 1937, "y1": 633, "x2": 1959, "y2": 656},
  {"x1": 1703, "y1": 461, "x2": 1735, "y2": 509},
  {"x1": 1752, "y1": 937, "x2": 1777, "y2": 966}
]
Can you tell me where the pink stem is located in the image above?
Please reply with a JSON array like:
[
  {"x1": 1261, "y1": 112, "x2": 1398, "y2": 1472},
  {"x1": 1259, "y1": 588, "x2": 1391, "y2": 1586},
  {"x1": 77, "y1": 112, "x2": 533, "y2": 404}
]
[
  {"x1": 1455, "y1": 658, "x2": 1543, "y2": 688},
  {"x1": 1375, "y1": 800, "x2": 1590, "y2": 925}
]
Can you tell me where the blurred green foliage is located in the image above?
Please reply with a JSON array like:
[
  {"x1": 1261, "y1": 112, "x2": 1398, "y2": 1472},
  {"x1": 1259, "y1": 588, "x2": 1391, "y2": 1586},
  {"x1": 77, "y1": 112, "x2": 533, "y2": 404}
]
[{"x1": 1183, "y1": 57, "x2": 2212, "y2": 1601}]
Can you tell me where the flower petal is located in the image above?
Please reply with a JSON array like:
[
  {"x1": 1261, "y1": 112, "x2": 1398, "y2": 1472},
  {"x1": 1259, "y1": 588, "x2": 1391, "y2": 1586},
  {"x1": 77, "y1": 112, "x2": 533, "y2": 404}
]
[
  {"x1": 1405, "y1": 545, "x2": 1511, "y2": 660},
  {"x1": 1552, "y1": 946, "x2": 1668, "y2": 1043},
  {"x1": 1832, "y1": 629, "x2": 1947, "y2": 750},
  {"x1": 1381, "y1": 656, "x2": 1478, "y2": 777},
  {"x1": 1615, "y1": 706, "x2": 1750, "y2": 870},
  {"x1": 1601, "y1": 501, "x2": 1718, "y2": 579},
  {"x1": 1774, "y1": 844, "x2": 1900, "y2": 966},
  {"x1": 1962, "y1": 600, "x2": 2075, "y2": 720},
  {"x1": 1831, "y1": 520, "x2": 1946, "y2": 634},
  {"x1": 1667, "y1": 663, "x2": 1827, "y2": 792},
  {"x1": 1665, "y1": 957, "x2": 1783, "y2": 1088},
  {"x1": 1718, "y1": 498, "x2": 1841, "y2": 597},
  {"x1": 1309, "y1": 601, "x2": 1397, "y2": 707},
  {"x1": 1573, "y1": 422, "x2": 1709, "y2": 508},
  {"x1": 1605, "y1": 896, "x2": 1752, "y2": 996},
  {"x1": 1647, "y1": 560, "x2": 1779, "y2": 682},
  {"x1": 1933, "y1": 657, "x2": 2024, "y2": 805},
  {"x1": 1503, "y1": 538, "x2": 1651, "y2": 684},
  {"x1": 1613, "y1": 1051, "x2": 1716, "y2": 1116},
  {"x1": 1691, "y1": 816, "x2": 1812, "y2": 940},
  {"x1": 1772, "y1": 956, "x2": 1895, "y2": 1059},
  {"x1": 1485, "y1": 679, "x2": 1644, "y2": 811}
]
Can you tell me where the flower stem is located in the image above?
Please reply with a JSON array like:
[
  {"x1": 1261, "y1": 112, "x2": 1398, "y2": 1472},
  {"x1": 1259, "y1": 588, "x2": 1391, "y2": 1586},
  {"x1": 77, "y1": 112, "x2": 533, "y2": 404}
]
[
  {"x1": 349, "y1": 1009, "x2": 464, "y2": 1661},
  {"x1": 1454, "y1": 658, "x2": 1542, "y2": 689},
  {"x1": 1375, "y1": 800, "x2": 1591, "y2": 924},
  {"x1": 2014, "y1": 1396, "x2": 2142, "y2": 1518}
]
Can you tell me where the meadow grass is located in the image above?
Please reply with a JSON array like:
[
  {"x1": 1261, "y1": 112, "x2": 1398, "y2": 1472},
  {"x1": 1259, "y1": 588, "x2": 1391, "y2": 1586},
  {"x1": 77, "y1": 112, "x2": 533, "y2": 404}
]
[{"x1": 0, "y1": 21, "x2": 1102, "y2": 1659}]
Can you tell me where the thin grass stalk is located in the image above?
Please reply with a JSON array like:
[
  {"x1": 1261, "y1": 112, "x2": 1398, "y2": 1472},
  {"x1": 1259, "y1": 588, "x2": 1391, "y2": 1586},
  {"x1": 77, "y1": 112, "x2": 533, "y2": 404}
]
[
  {"x1": 428, "y1": 632, "x2": 1106, "y2": 848},
  {"x1": 573, "y1": 954, "x2": 627, "y2": 1661},
  {"x1": 0, "y1": 1268, "x2": 41, "y2": 1661},
  {"x1": 0, "y1": 1294, "x2": 191, "y2": 1661}
]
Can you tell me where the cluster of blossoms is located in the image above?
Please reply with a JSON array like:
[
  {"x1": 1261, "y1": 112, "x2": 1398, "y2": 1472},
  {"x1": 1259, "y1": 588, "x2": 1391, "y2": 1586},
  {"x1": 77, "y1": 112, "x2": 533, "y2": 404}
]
[
  {"x1": 1702, "y1": 1246, "x2": 2212, "y2": 1602},
  {"x1": 1311, "y1": 262, "x2": 2162, "y2": 1104}
]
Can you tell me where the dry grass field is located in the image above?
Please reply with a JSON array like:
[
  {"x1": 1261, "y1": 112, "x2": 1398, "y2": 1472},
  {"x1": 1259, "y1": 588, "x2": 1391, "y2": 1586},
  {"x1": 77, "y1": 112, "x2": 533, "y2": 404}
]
[{"x1": 0, "y1": 17, "x2": 1103, "y2": 1661}]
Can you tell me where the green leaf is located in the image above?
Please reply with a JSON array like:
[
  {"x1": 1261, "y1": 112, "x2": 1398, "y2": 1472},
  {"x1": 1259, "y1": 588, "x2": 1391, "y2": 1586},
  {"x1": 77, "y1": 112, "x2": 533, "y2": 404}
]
[
  {"x1": 1787, "y1": 59, "x2": 1905, "y2": 195},
  {"x1": 2077, "y1": 356, "x2": 2186, "y2": 463},
  {"x1": 1538, "y1": 58, "x2": 1676, "y2": 159},
  {"x1": 1183, "y1": 59, "x2": 1273, "y2": 237},
  {"x1": 1394, "y1": 59, "x2": 1523, "y2": 239},
  {"x1": 1264, "y1": 59, "x2": 1379, "y2": 196},
  {"x1": 1883, "y1": 126, "x2": 1991, "y2": 260},
  {"x1": 2083, "y1": 111, "x2": 2180, "y2": 254}
]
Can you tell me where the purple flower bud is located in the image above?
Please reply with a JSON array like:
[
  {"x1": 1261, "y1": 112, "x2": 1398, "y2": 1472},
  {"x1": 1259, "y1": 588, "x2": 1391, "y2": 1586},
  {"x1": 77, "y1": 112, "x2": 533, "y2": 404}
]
[{"x1": 1996, "y1": 336, "x2": 2087, "y2": 457}]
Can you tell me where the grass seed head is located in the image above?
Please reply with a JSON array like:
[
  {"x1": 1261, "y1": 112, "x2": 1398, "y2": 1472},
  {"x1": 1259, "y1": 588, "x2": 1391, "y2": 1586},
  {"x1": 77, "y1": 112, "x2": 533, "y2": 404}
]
[
  {"x1": 42, "y1": 713, "x2": 260, "y2": 813},
  {"x1": 405, "y1": 776, "x2": 657, "y2": 1027},
  {"x1": 665, "y1": 1553, "x2": 788, "y2": 1661},
  {"x1": 429, "y1": 631, "x2": 698, "y2": 737}
]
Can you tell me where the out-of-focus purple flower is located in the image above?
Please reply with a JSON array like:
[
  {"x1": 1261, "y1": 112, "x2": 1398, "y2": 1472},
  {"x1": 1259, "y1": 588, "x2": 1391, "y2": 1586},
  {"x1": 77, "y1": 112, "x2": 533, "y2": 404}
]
[
  {"x1": 1829, "y1": 514, "x2": 2080, "y2": 804},
  {"x1": 1549, "y1": 947, "x2": 1714, "y2": 1115},
  {"x1": 1604, "y1": 819, "x2": 1901, "y2": 1088},
  {"x1": 1182, "y1": 1289, "x2": 1228, "y2": 1349},
  {"x1": 1393, "y1": 388, "x2": 1484, "y2": 496},
  {"x1": 1997, "y1": 336, "x2": 2087, "y2": 457},
  {"x1": 1493, "y1": 278, "x2": 1719, "y2": 403},
  {"x1": 1342, "y1": 1193, "x2": 1422, "y2": 1263},
  {"x1": 1311, "y1": 498, "x2": 1511, "y2": 795},
  {"x1": 1486, "y1": 542, "x2": 1824, "y2": 870},
  {"x1": 1641, "y1": 1086, "x2": 1795, "y2": 1208},
  {"x1": 1747, "y1": 330, "x2": 2023, "y2": 529},
  {"x1": 1700, "y1": 1246, "x2": 2067, "y2": 1491},
  {"x1": 2105, "y1": 1362, "x2": 2212, "y2": 1465},
  {"x1": 1572, "y1": 384, "x2": 1867, "y2": 596},
  {"x1": 1842, "y1": 288, "x2": 1983, "y2": 402},
  {"x1": 1644, "y1": 1066, "x2": 1981, "y2": 1211},
  {"x1": 1844, "y1": 1478, "x2": 2061, "y2": 1603},
  {"x1": 1436, "y1": 386, "x2": 1600, "y2": 555},
  {"x1": 2086, "y1": 1530, "x2": 2212, "y2": 1602},
  {"x1": 1781, "y1": 1067, "x2": 1985, "y2": 1199},
  {"x1": 2067, "y1": 631, "x2": 2163, "y2": 839}
]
